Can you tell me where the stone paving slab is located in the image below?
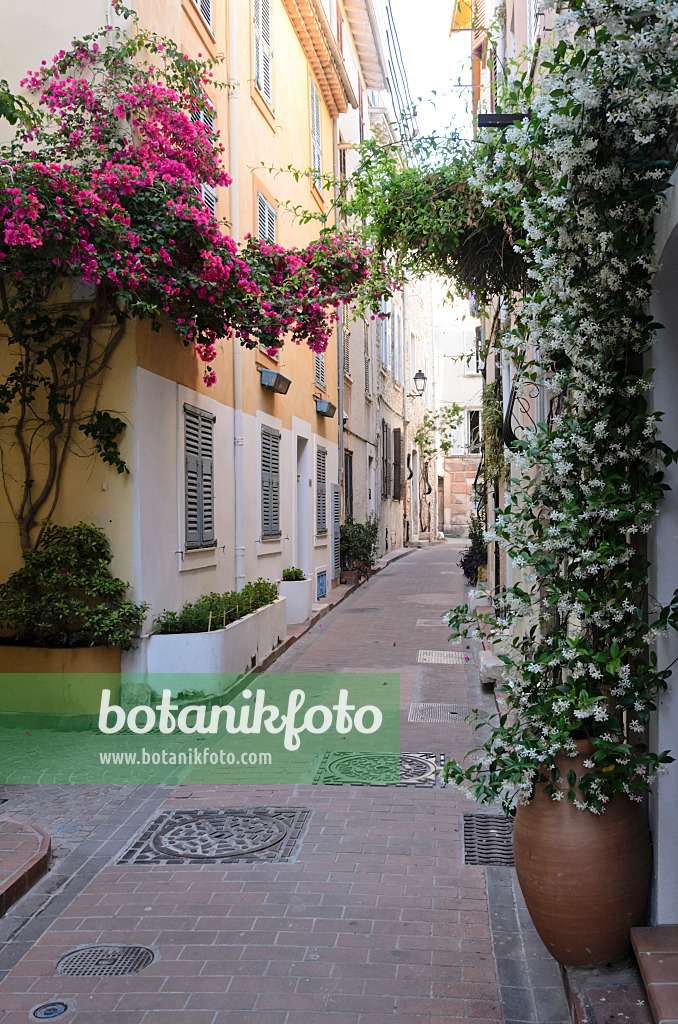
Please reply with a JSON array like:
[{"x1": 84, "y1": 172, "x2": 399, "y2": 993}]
[{"x1": 0, "y1": 818, "x2": 50, "y2": 918}]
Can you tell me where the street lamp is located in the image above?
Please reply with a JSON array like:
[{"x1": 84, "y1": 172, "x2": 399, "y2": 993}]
[{"x1": 407, "y1": 370, "x2": 427, "y2": 398}]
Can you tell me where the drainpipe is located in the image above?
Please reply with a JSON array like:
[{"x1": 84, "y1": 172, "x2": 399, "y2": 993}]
[
  {"x1": 430, "y1": 280, "x2": 438, "y2": 544},
  {"x1": 334, "y1": 119, "x2": 344, "y2": 516},
  {"x1": 228, "y1": 0, "x2": 244, "y2": 592},
  {"x1": 402, "y1": 284, "x2": 408, "y2": 542}
]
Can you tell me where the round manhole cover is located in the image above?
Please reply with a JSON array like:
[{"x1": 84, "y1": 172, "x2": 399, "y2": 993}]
[
  {"x1": 55, "y1": 944, "x2": 155, "y2": 977},
  {"x1": 152, "y1": 811, "x2": 289, "y2": 858},
  {"x1": 31, "y1": 1003, "x2": 69, "y2": 1020}
]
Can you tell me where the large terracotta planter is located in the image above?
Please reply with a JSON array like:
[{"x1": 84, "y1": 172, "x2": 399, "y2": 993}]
[{"x1": 513, "y1": 740, "x2": 651, "y2": 966}]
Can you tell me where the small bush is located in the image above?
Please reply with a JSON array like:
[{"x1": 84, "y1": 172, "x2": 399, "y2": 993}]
[
  {"x1": 340, "y1": 515, "x2": 379, "y2": 568},
  {"x1": 458, "y1": 514, "x2": 487, "y2": 585},
  {"x1": 0, "y1": 522, "x2": 147, "y2": 649},
  {"x1": 282, "y1": 567, "x2": 306, "y2": 582},
  {"x1": 154, "y1": 578, "x2": 278, "y2": 635}
]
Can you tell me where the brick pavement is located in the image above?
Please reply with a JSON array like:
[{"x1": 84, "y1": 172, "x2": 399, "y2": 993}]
[{"x1": 0, "y1": 543, "x2": 570, "y2": 1023}]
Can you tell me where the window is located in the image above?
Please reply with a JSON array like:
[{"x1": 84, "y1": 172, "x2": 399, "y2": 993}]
[
  {"x1": 363, "y1": 320, "x2": 371, "y2": 396},
  {"x1": 316, "y1": 446, "x2": 327, "y2": 533},
  {"x1": 344, "y1": 451, "x2": 353, "y2": 519},
  {"x1": 393, "y1": 428, "x2": 401, "y2": 501},
  {"x1": 261, "y1": 425, "x2": 281, "y2": 538},
  {"x1": 315, "y1": 351, "x2": 325, "y2": 388},
  {"x1": 342, "y1": 305, "x2": 350, "y2": 376},
  {"x1": 468, "y1": 409, "x2": 481, "y2": 453},
  {"x1": 380, "y1": 301, "x2": 388, "y2": 366},
  {"x1": 184, "y1": 405, "x2": 215, "y2": 548},
  {"x1": 257, "y1": 190, "x2": 276, "y2": 242},
  {"x1": 192, "y1": 0, "x2": 212, "y2": 28},
  {"x1": 310, "y1": 76, "x2": 322, "y2": 190},
  {"x1": 190, "y1": 106, "x2": 217, "y2": 215},
  {"x1": 254, "y1": 0, "x2": 273, "y2": 106},
  {"x1": 463, "y1": 328, "x2": 481, "y2": 375}
]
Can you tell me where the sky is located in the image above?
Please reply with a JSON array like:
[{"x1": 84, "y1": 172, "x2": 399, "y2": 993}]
[{"x1": 386, "y1": 0, "x2": 474, "y2": 141}]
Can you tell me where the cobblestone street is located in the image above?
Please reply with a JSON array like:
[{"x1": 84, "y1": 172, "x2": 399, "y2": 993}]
[{"x1": 0, "y1": 545, "x2": 570, "y2": 1023}]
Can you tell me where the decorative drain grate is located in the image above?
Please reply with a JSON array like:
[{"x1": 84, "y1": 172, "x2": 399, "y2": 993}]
[
  {"x1": 417, "y1": 649, "x2": 466, "y2": 664},
  {"x1": 342, "y1": 607, "x2": 384, "y2": 613},
  {"x1": 118, "y1": 807, "x2": 310, "y2": 865},
  {"x1": 313, "y1": 751, "x2": 446, "y2": 787},
  {"x1": 415, "y1": 619, "x2": 449, "y2": 628},
  {"x1": 55, "y1": 944, "x2": 155, "y2": 977},
  {"x1": 31, "y1": 1003, "x2": 70, "y2": 1021},
  {"x1": 462, "y1": 814, "x2": 514, "y2": 866},
  {"x1": 408, "y1": 703, "x2": 489, "y2": 723}
]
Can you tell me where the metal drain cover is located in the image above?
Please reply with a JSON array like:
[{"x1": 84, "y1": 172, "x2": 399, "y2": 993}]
[
  {"x1": 31, "y1": 1004, "x2": 70, "y2": 1021},
  {"x1": 314, "y1": 751, "x2": 446, "y2": 787},
  {"x1": 462, "y1": 814, "x2": 514, "y2": 865},
  {"x1": 118, "y1": 807, "x2": 310, "y2": 864},
  {"x1": 416, "y1": 619, "x2": 448, "y2": 627},
  {"x1": 56, "y1": 944, "x2": 155, "y2": 977},
  {"x1": 408, "y1": 703, "x2": 488, "y2": 723},
  {"x1": 417, "y1": 649, "x2": 466, "y2": 664}
]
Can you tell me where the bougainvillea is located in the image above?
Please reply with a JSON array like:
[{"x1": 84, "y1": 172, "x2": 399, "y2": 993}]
[
  {"x1": 0, "y1": 10, "x2": 387, "y2": 548},
  {"x1": 444, "y1": 0, "x2": 678, "y2": 812}
]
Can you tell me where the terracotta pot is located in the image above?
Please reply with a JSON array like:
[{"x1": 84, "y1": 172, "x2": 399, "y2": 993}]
[{"x1": 513, "y1": 739, "x2": 651, "y2": 966}]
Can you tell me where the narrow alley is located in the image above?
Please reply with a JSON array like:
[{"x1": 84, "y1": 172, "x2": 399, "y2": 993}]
[{"x1": 0, "y1": 546, "x2": 570, "y2": 1024}]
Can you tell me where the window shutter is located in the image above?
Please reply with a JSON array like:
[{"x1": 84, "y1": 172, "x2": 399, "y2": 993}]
[
  {"x1": 185, "y1": 410, "x2": 201, "y2": 547},
  {"x1": 331, "y1": 482, "x2": 341, "y2": 579},
  {"x1": 257, "y1": 191, "x2": 276, "y2": 242},
  {"x1": 386, "y1": 425, "x2": 392, "y2": 497},
  {"x1": 393, "y1": 428, "x2": 401, "y2": 501},
  {"x1": 363, "y1": 321, "x2": 370, "y2": 395},
  {"x1": 310, "y1": 77, "x2": 322, "y2": 189},
  {"x1": 316, "y1": 446, "x2": 327, "y2": 533},
  {"x1": 191, "y1": 107, "x2": 217, "y2": 215},
  {"x1": 255, "y1": 0, "x2": 273, "y2": 105},
  {"x1": 261, "y1": 426, "x2": 281, "y2": 538},
  {"x1": 185, "y1": 406, "x2": 215, "y2": 548},
  {"x1": 381, "y1": 419, "x2": 388, "y2": 499},
  {"x1": 315, "y1": 351, "x2": 325, "y2": 388},
  {"x1": 201, "y1": 183, "x2": 217, "y2": 216},
  {"x1": 193, "y1": 0, "x2": 212, "y2": 27}
]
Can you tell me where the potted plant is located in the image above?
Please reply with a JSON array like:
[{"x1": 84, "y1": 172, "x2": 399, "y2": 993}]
[
  {"x1": 458, "y1": 514, "x2": 487, "y2": 585},
  {"x1": 0, "y1": 522, "x2": 146, "y2": 717},
  {"x1": 278, "y1": 568, "x2": 313, "y2": 626},
  {"x1": 340, "y1": 516, "x2": 378, "y2": 584}
]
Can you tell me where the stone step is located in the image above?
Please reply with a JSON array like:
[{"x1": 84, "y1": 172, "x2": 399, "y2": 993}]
[
  {"x1": 479, "y1": 648, "x2": 504, "y2": 688},
  {"x1": 0, "y1": 816, "x2": 51, "y2": 917},
  {"x1": 632, "y1": 926, "x2": 678, "y2": 1024}
]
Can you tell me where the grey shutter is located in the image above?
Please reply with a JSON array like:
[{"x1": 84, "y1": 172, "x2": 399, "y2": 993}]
[
  {"x1": 331, "y1": 483, "x2": 340, "y2": 579},
  {"x1": 381, "y1": 419, "x2": 388, "y2": 498},
  {"x1": 315, "y1": 351, "x2": 325, "y2": 388},
  {"x1": 393, "y1": 428, "x2": 401, "y2": 501},
  {"x1": 185, "y1": 409, "x2": 201, "y2": 547},
  {"x1": 194, "y1": 0, "x2": 212, "y2": 27},
  {"x1": 200, "y1": 414, "x2": 215, "y2": 543},
  {"x1": 261, "y1": 426, "x2": 281, "y2": 538},
  {"x1": 316, "y1": 447, "x2": 327, "y2": 533},
  {"x1": 386, "y1": 425, "x2": 392, "y2": 498}
]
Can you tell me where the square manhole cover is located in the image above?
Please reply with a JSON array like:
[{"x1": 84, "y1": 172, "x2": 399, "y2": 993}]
[
  {"x1": 407, "y1": 703, "x2": 489, "y2": 723},
  {"x1": 462, "y1": 813, "x2": 514, "y2": 865},
  {"x1": 313, "y1": 751, "x2": 446, "y2": 787},
  {"x1": 118, "y1": 807, "x2": 310, "y2": 865},
  {"x1": 417, "y1": 650, "x2": 466, "y2": 664}
]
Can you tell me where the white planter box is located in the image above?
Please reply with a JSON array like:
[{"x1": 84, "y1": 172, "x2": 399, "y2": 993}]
[
  {"x1": 278, "y1": 578, "x2": 313, "y2": 625},
  {"x1": 122, "y1": 597, "x2": 286, "y2": 696}
]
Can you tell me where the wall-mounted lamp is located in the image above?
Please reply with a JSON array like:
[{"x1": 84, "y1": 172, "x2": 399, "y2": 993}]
[{"x1": 407, "y1": 369, "x2": 427, "y2": 398}]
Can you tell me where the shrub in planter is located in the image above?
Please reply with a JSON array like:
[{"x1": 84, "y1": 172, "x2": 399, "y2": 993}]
[
  {"x1": 0, "y1": 522, "x2": 146, "y2": 650},
  {"x1": 340, "y1": 515, "x2": 378, "y2": 570},
  {"x1": 458, "y1": 514, "x2": 487, "y2": 585},
  {"x1": 153, "y1": 578, "x2": 278, "y2": 634},
  {"x1": 282, "y1": 567, "x2": 306, "y2": 581}
]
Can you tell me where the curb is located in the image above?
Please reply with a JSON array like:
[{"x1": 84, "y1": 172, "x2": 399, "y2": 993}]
[{"x1": 0, "y1": 816, "x2": 51, "y2": 917}]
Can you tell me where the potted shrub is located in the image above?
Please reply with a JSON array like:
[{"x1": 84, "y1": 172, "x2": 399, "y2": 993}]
[
  {"x1": 340, "y1": 516, "x2": 378, "y2": 584},
  {"x1": 0, "y1": 522, "x2": 146, "y2": 716},
  {"x1": 146, "y1": 578, "x2": 283, "y2": 692},
  {"x1": 458, "y1": 514, "x2": 487, "y2": 585},
  {"x1": 278, "y1": 568, "x2": 312, "y2": 626}
]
